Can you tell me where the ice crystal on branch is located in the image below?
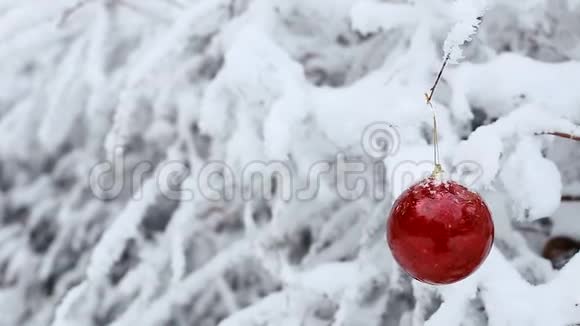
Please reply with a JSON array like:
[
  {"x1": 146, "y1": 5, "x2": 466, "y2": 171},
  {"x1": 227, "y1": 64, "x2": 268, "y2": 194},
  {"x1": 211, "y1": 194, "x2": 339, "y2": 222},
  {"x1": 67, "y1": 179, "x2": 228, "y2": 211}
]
[{"x1": 443, "y1": 0, "x2": 488, "y2": 63}]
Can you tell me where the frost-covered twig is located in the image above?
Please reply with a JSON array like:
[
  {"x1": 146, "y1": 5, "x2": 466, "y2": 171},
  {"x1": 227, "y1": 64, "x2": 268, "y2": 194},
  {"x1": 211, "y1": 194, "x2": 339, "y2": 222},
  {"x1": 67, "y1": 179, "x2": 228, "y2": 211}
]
[
  {"x1": 58, "y1": 0, "x2": 99, "y2": 27},
  {"x1": 117, "y1": 0, "x2": 176, "y2": 24},
  {"x1": 424, "y1": 0, "x2": 487, "y2": 171},
  {"x1": 443, "y1": 0, "x2": 487, "y2": 64}
]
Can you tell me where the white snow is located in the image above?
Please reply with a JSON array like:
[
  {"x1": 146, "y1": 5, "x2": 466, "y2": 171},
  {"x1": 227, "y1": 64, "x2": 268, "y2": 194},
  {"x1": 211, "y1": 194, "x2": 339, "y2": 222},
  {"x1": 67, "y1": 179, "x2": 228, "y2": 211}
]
[
  {"x1": 0, "y1": 0, "x2": 579, "y2": 326},
  {"x1": 551, "y1": 202, "x2": 580, "y2": 239},
  {"x1": 453, "y1": 127, "x2": 503, "y2": 189},
  {"x1": 350, "y1": 1, "x2": 416, "y2": 36},
  {"x1": 500, "y1": 138, "x2": 562, "y2": 220}
]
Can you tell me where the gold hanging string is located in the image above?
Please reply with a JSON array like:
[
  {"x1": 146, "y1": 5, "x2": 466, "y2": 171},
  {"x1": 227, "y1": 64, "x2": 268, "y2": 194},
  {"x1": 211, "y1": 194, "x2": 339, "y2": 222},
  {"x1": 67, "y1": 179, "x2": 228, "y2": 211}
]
[{"x1": 424, "y1": 53, "x2": 450, "y2": 178}]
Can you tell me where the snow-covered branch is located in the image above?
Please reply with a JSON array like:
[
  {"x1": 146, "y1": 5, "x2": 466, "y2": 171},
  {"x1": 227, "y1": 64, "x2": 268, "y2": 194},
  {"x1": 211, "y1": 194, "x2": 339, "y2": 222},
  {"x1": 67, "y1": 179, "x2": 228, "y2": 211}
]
[{"x1": 1, "y1": 0, "x2": 580, "y2": 325}]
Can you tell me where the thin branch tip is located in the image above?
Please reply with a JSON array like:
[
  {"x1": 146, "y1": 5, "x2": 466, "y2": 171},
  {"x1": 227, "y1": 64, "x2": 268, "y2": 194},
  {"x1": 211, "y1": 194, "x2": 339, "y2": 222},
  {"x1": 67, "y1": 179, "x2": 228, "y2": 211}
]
[
  {"x1": 536, "y1": 131, "x2": 580, "y2": 142},
  {"x1": 426, "y1": 53, "x2": 451, "y2": 103}
]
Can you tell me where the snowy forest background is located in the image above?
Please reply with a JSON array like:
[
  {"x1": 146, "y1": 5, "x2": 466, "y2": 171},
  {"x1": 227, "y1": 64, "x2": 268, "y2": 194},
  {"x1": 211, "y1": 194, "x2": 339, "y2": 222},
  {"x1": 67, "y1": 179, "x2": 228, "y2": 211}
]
[{"x1": 1, "y1": 0, "x2": 580, "y2": 325}]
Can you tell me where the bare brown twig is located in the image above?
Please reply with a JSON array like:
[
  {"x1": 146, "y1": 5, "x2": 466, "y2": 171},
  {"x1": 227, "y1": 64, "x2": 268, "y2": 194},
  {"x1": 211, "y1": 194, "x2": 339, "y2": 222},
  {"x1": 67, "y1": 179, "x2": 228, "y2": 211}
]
[
  {"x1": 562, "y1": 195, "x2": 580, "y2": 202},
  {"x1": 424, "y1": 53, "x2": 451, "y2": 172},
  {"x1": 424, "y1": 53, "x2": 451, "y2": 104},
  {"x1": 536, "y1": 131, "x2": 580, "y2": 142}
]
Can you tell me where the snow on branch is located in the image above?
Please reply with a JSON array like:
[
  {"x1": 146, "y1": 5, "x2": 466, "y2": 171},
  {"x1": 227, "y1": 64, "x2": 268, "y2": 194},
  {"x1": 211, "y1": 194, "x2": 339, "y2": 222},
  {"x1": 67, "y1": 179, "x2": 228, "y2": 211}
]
[
  {"x1": 499, "y1": 138, "x2": 563, "y2": 220},
  {"x1": 491, "y1": 105, "x2": 580, "y2": 140},
  {"x1": 138, "y1": 239, "x2": 253, "y2": 326},
  {"x1": 424, "y1": 247, "x2": 580, "y2": 326},
  {"x1": 443, "y1": 0, "x2": 487, "y2": 63},
  {"x1": 480, "y1": 249, "x2": 580, "y2": 325},
  {"x1": 351, "y1": 0, "x2": 488, "y2": 66},
  {"x1": 349, "y1": 1, "x2": 416, "y2": 36},
  {"x1": 454, "y1": 104, "x2": 579, "y2": 181},
  {"x1": 219, "y1": 262, "x2": 360, "y2": 326},
  {"x1": 126, "y1": 0, "x2": 231, "y2": 86},
  {"x1": 453, "y1": 105, "x2": 579, "y2": 219},
  {"x1": 0, "y1": 2, "x2": 68, "y2": 40},
  {"x1": 219, "y1": 289, "x2": 328, "y2": 326},
  {"x1": 53, "y1": 145, "x2": 190, "y2": 326},
  {"x1": 450, "y1": 53, "x2": 580, "y2": 118}
]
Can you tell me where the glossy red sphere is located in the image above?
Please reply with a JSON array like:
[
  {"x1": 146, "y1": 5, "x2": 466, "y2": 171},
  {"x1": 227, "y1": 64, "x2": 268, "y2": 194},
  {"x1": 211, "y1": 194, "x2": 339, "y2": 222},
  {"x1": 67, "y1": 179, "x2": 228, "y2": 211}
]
[{"x1": 387, "y1": 177, "x2": 494, "y2": 284}]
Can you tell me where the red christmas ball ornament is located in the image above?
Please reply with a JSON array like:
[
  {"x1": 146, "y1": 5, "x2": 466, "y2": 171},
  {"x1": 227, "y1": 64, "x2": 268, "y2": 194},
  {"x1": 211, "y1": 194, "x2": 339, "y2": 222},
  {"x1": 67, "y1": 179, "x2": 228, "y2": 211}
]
[{"x1": 387, "y1": 176, "x2": 494, "y2": 285}]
